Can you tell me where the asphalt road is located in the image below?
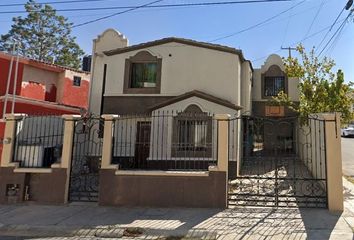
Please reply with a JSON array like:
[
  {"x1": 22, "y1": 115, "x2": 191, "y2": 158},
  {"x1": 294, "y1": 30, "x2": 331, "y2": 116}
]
[{"x1": 342, "y1": 136, "x2": 354, "y2": 176}]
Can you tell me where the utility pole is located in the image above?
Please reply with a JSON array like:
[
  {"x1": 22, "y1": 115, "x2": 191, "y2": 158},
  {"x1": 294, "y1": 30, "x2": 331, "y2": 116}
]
[
  {"x1": 11, "y1": 46, "x2": 20, "y2": 114},
  {"x1": 281, "y1": 46, "x2": 296, "y2": 58},
  {"x1": 2, "y1": 42, "x2": 16, "y2": 120}
]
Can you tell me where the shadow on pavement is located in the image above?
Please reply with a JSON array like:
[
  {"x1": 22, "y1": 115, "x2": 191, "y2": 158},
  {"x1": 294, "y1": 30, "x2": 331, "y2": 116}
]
[{"x1": 0, "y1": 204, "x2": 351, "y2": 239}]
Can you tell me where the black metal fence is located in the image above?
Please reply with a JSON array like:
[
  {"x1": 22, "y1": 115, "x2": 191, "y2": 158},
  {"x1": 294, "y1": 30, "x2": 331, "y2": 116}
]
[
  {"x1": 228, "y1": 115, "x2": 328, "y2": 208},
  {"x1": 12, "y1": 114, "x2": 64, "y2": 168},
  {"x1": 112, "y1": 111, "x2": 218, "y2": 171}
]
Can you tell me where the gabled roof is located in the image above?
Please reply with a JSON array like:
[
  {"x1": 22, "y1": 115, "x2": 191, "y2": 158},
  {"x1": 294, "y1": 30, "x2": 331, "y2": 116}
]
[
  {"x1": 0, "y1": 51, "x2": 90, "y2": 74},
  {"x1": 103, "y1": 37, "x2": 253, "y2": 69},
  {"x1": 149, "y1": 90, "x2": 242, "y2": 111}
]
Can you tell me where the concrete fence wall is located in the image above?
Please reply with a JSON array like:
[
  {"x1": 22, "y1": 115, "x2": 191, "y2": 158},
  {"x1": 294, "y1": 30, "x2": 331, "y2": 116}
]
[
  {"x1": 0, "y1": 114, "x2": 73, "y2": 204},
  {"x1": 0, "y1": 113, "x2": 229, "y2": 208},
  {"x1": 99, "y1": 114, "x2": 229, "y2": 208},
  {"x1": 0, "y1": 112, "x2": 343, "y2": 211}
]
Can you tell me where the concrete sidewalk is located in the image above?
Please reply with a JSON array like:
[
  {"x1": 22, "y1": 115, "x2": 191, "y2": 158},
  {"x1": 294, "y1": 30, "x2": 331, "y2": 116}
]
[{"x1": 0, "y1": 179, "x2": 354, "y2": 240}]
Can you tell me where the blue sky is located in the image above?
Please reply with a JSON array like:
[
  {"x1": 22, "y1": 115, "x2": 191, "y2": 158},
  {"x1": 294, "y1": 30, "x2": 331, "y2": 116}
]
[{"x1": 0, "y1": 0, "x2": 353, "y2": 82}]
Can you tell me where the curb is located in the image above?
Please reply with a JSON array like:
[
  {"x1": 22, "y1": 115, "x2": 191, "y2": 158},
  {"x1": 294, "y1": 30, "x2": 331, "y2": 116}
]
[{"x1": 0, "y1": 224, "x2": 218, "y2": 239}]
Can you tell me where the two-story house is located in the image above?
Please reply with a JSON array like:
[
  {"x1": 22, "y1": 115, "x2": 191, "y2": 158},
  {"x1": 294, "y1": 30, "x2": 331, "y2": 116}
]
[
  {"x1": 89, "y1": 29, "x2": 253, "y2": 168},
  {"x1": 88, "y1": 29, "x2": 298, "y2": 169}
]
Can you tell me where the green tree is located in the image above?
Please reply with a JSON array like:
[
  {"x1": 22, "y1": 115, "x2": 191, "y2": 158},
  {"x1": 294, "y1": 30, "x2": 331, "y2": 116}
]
[
  {"x1": 273, "y1": 45, "x2": 354, "y2": 123},
  {"x1": 0, "y1": 0, "x2": 84, "y2": 69}
]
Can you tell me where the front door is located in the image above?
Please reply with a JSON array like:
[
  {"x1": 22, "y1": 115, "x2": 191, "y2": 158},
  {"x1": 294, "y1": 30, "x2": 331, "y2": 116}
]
[{"x1": 134, "y1": 122, "x2": 151, "y2": 169}]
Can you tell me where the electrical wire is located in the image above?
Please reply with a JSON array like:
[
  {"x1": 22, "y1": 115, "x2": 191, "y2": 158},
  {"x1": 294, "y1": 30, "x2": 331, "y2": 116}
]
[
  {"x1": 72, "y1": 0, "x2": 163, "y2": 28},
  {"x1": 0, "y1": 0, "x2": 117, "y2": 7},
  {"x1": 209, "y1": 0, "x2": 305, "y2": 42},
  {"x1": 324, "y1": 22, "x2": 347, "y2": 56},
  {"x1": 317, "y1": 10, "x2": 352, "y2": 57},
  {"x1": 280, "y1": 0, "x2": 296, "y2": 47},
  {"x1": 316, "y1": 5, "x2": 346, "y2": 51},
  {"x1": 251, "y1": 17, "x2": 346, "y2": 62},
  {"x1": 0, "y1": 0, "x2": 294, "y2": 15},
  {"x1": 303, "y1": 0, "x2": 325, "y2": 39}
]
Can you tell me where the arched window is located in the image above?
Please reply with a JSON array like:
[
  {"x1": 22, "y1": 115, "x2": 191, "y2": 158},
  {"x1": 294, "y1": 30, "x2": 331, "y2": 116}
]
[
  {"x1": 123, "y1": 51, "x2": 162, "y2": 94},
  {"x1": 172, "y1": 105, "x2": 212, "y2": 157},
  {"x1": 262, "y1": 65, "x2": 287, "y2": 98}
]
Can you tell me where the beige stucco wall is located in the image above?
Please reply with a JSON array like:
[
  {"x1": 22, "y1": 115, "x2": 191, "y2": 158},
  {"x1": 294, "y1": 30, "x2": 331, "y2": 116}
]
[
  {"x1": 241, "y1": 61, "x2": 252, "y2": 114},
  {"x1": 252, "y1": 54, "x2": 299, "y2": 102},
  {"x1": 252, "y1": 69, "x2": 261, "y2": 101},
  {"x1": 88, "y1": 29, "x2": 255, "y2": 115},
  {"x1": 103, "y1": 42, "x2": 241, "y2": 104},
  {"x1": 89, "y1": 29, "x2": 128, "y2": 115}
]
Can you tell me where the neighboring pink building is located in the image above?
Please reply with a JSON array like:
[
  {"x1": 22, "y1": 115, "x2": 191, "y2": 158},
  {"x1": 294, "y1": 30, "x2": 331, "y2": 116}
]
[
  {"x1": 0, "y1": 51, "x2": 90, "y2": 113},
  {"x1": 0, "y1": 51, "x2": 91, "y2": 161}
]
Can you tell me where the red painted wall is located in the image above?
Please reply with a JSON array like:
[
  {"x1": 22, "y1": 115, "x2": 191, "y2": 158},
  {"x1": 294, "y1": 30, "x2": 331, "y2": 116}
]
[
  {"x1": 61, "y1": 77, "x2": 89, "y2": 109},
  {"x1": 45, "y1": 85, "x2": 57, "y2": 102},
  {"x1": 20, "y1": 82, "x2": 46, "y2": 100},
  {"x1": 0, "y1": 58, "x2": 24, "y2": 96}
]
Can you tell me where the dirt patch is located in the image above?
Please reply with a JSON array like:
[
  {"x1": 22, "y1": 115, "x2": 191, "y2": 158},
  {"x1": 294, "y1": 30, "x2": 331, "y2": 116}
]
[
  {"x1": 345, "y1": 176, "x2": 354, "y2": 185},
  {"x1": 122, "y1": 227, "x2": 144, "y2": 237}
]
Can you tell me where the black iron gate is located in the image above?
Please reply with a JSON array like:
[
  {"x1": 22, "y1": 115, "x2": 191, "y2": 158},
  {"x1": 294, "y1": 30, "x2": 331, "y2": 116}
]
[
  {"x1": 69, "y1": 116, "x2": 103, "y2": 202},
  {"x1": 228, "y1": 116, "x2": 328, "y2": 208}
]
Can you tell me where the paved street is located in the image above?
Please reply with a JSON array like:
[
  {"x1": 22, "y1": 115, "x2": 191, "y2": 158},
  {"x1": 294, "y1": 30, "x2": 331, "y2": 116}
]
[
  {"x1": 1, "y1": 178, "x2": 354, "y2": 240},
  {"x1": 342, "y1": 137, "x2": 354, "y2": 176}
]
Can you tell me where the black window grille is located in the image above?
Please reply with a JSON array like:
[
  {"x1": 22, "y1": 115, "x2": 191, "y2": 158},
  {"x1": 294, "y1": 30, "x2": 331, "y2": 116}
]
[
  {"x1": 73, "y1": 76, "x2": 81, "y2": 86},
  {"x1": 264, "y1": 76, "x2": 285, "y2": 96}
]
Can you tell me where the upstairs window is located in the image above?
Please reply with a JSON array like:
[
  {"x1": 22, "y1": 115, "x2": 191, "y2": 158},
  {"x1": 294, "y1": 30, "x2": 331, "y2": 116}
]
[
  {"x1": 131, "y1": 63, "x2": 157, "y2": 88},
  {"x1": 73, "y1": 76, "x2": 81, "y2": 86},
  {"x1": 262, "y1": 65, "x2": 287, "y2": 99},
  {"x1": 264, "y1": 76, "x2": 285, "y2": 97},
  {"x1": 124, "y1": 51, "x2": 162, "y2": 94}
]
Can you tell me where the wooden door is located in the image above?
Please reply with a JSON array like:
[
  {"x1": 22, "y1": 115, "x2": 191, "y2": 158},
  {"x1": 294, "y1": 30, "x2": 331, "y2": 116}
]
[{"x1": 135, "y1": 122, "x2": 151, "y2": 169}]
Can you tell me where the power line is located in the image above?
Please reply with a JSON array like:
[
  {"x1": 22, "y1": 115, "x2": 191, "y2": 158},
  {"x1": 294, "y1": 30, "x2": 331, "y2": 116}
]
[
  {"x1": 303, "y1": 0, "x2": 325, "y2": 39},
  {"x1": 251, "y1": 17, "x2": 346, "y2": 62},
  {"x1": 316, "y1": 5, "x2": 346, "y2": 50},
  {"x1": 317, "y1": 10, "x2": 352, "y2": 57},
  {"x1": 0, "y1": 0, "x2": 116, "y2": 7},
  {"x1": 209, "y1": 0, "x2": 305, "y2": 42},
  {"x1": 72, "y1": 0, "x2": 163, "y2": 28},
  {"x1": 280, "y1": 0, "x2": 296, "y2": 47},
  {"x1": 0, "y1": 0, "x2": 294, "y2": 15},
  {"x1": 324, "y1": 22, "x2": 347, "y2": 56}
]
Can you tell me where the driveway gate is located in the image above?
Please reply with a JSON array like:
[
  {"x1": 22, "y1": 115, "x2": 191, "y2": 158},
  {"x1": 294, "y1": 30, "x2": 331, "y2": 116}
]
[
  {"x1": 228, "y1": 116, "x2": 328, "y2": 208},
  {"x1": 69, "y1": 115, "x2": 103, "y2": 202}
]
